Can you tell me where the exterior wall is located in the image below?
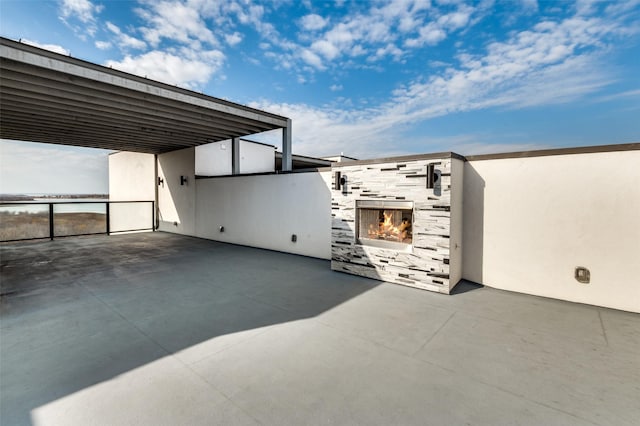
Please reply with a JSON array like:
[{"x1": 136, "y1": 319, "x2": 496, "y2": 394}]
[
  {"x1": 195, "y1": 141, "x2": 232, "y2": 176},
  {"x1": 449, "y1": 158, "x2": 464, "y2": 288},
  {"x1": 195, "y1": 171, "x2": 332, "y2": 259},
  {"x1": 107, "y1": 151, "x2": 155, "y2": 233},
  {"x1": 463, "y1": 150, "x2": 640, "y2": 313},
  {"x1": 331, "y1": 157, "x2": 457, "y2": 294},
  {"x1": 195, "y1": 140, "x2": 275, "y2": 176},
  {"x1": 158, "y1": 147, "x2": 196, "y2": 236},
  {"x1": 108, "y1": 151, "x2": 155, "y2": 201},
  {"x1": 239, "y1": 140, "x2": 275, "y2": 174}
]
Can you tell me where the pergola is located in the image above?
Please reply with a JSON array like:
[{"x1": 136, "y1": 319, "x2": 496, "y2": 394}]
[{"x1": 0, "y1": 37, "x2": 292, "y2": 171}]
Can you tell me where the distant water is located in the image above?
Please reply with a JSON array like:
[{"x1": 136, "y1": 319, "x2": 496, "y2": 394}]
[{"x1": 1, "y1": 199, "x2": 108, "y2": 214}]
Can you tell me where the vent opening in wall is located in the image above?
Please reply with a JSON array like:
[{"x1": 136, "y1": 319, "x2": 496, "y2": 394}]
[{"x1": 575, "y1": 267, "x2": 590, "y2": 284}]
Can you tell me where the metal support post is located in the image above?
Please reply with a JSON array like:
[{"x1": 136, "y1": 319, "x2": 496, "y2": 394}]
[
  {"x1": 232, "y1": 137, "x2": 240, "y2": 175},
  {"x1": 49, "y1": 204, "x2": 54, "y2": 240},
  {"x1": 282, "y1": 119, "x2": 292, "y2": 172},
  {"x1": 106, "y1": 202, "x2": 110, "y2": 235}
]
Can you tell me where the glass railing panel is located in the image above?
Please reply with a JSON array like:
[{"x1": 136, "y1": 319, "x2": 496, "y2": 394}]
[
  {"x1": 109, "y1": 202, "x2": 154, "y2": 233},
  {"x1": 53, "y1": 203, "x2": 107, "y2": 237},
  {"x1": 0, "y1": 204, "x2": 50, "y2": 241}
]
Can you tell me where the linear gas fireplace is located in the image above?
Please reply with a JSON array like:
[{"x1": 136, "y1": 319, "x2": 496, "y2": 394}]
[
  {"x1": 356, "y1": 200, "x2": 413, "y2": 251},
  {"x1": 331, "y1": 153, "x2": 464, "y2": 294}
]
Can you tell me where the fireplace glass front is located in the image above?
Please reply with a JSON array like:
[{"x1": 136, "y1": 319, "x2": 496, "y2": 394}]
[{"x1": 356, "y1": 200, "x2": 413, "y2": 251}]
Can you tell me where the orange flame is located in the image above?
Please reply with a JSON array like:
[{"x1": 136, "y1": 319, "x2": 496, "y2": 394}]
[{"x1": 367, "y1": 210, "x2": 411, "y2": 243}]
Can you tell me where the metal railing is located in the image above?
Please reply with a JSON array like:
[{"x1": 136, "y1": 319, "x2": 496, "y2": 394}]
[{"x1": 0, "y1": 200, "x2": 154, "y2": 243}]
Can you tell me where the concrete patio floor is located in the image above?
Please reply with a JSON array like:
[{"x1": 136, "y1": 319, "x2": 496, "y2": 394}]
[{"x1": 1, "y1": 232, "x2": 638, "y2": 425}]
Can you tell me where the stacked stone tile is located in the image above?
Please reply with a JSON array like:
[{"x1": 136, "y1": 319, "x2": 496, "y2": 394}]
[{"x1": 331, "y1": 155, "x2": 455, "y2": 294}]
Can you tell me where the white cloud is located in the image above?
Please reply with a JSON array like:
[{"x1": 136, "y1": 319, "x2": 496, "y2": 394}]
[
  {"x1": 311, "y1": 40, "x2": 340, "y2": 60},
  {"x1": 21, "y1": 39, "x2": 70, "y2": 55},
  {"x1": 247, "y1": 10, "x2": 629, "y2": 158},
  {"x1": 95, "y1": 41, "x2": 112, "y2": 50},
  {"x1": 300, "y1": 49, "x2": 325, "y2": 69},
  {"x1": 592, "y1": 89, "x2": 640, "y2": 103},
  {"x1": 300, "y1": 14, "x2": 329, "y2": 31},
  {"x1": 280, "y1": 0, "x2": 478, "y2": 73},
  {"x1": 105, "y1": 49, "x2": 225, "y2": 89},
  {"x1": 0, "y1": 140, "x2": 109, "y2": 194},
  {"x1": 59, "y1": 0, "x2": 103, "y2": 37},
  {"x1": 437, "y1": 7, "x2": 472, "y2": 30},
  {"x1": 136, "y1": 1, "x2": 218, "y2": 47},
  {"x1": 106, "y1": 22, "x2": 147, "y2": 50},
  {"x1": 405, "y1": 23, "x2": 446, "y2": 47},
  {"x1": 59, "y1": 0, "x2": 103, "y2": 23},
  {"x1": 371, "y1": 43, "x2": 404, "y2": 61},
  {"x1": 330, "y1": 84, "x2": 343, "y2": 91},
  {"x1": 225, "y1": 32, "x2": 243, "y2": 46},
  {"x1": 520, "y1": 0, "x2": 539, "y2": 12}
]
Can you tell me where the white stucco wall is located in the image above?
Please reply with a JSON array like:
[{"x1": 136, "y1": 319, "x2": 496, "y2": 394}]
[
  {"x1": 107, "y1": 151, "x2": 155, "y2": 233},
  {"x1": 463, "y1": 150, "x2": 640, "y2": 313},
  {"x1": 195, "y1": 141, "x2": 232, "y2": 176},
  {"x1": 449, "y1": 158, "x2": 464, "y2": 291},
  {"x1": 195, "y1": 140, "x2": 275, "y2": 176},
  {"x1": 239, "y1": 140, "x2": 275, "y2": 174},
  {"x1": 108, "y1": 151, "x2": 155, "y2": 201},
  {"x1": 195, "y1": 171, "x2": 332, "y2": 259},
  {"x1": 158, "y1": 147, "x2": 196, "y2": 236}
]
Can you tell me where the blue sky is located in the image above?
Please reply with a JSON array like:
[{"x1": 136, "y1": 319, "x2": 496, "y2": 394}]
[{"x1": 1, "y1": 0, "x2": 639, "y2": 193}]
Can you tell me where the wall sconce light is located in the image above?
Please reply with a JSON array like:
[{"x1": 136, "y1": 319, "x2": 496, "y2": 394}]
[
  {"x1": 426, "y1": 164, "x2": 442, "y2": 196},
  {"x1": 575, "y1": 266, "x2": 590, "y2": 283},
  {"x1": 157, "y1": 177, "x2": 164, "y2": 186},
  {"x1": 180, "y1": 175, "x2": 188, "y2": 186}
]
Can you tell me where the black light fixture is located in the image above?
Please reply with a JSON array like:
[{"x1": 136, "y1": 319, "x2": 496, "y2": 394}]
[
  {"x1": 426, "y1": 164, "x2": 435, "y2": 188},
  {"x1": 157, "y1": 177, "x2": 164, "y2": 186},
  {"x1": 180, "y1": 175, "x2": 188, "y2": 186},
  {"x1": 426, "y1": 164, "x2": 441, "y2": 196}
]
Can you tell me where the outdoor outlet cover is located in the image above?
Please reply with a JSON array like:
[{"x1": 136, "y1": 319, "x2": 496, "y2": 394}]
[
  {"x1": 575, "y1": 266, "x2": 590, "y2": 284},
  {"x1": 291, "y1": 234, "x2": 297, "y2": 242}
]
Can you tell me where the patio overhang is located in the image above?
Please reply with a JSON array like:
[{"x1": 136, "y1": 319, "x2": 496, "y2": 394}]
[{"x1": 0, "y1": 37, "x2": 292, "y2": 169}]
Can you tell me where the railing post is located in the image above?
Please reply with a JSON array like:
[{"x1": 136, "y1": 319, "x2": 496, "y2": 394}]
[
  {"x1": 106, "y1": 202, "x2": 110, "y2": 235},
  {"x1": 49, "y1": 203, "x2": 54, "y2": 240}
]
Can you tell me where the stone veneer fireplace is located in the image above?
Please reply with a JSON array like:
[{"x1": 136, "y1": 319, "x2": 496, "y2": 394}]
[{"x1": 331, "y1": 153, "x2": 464, "y2": 294}]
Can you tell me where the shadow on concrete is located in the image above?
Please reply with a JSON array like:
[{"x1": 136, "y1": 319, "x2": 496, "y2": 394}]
[
  {"x1": 0, "y1": 232, "x2": 379, "y2": 425},
  {"x1": 449, "y1": 279, "x2": 484, "y2": 295}
]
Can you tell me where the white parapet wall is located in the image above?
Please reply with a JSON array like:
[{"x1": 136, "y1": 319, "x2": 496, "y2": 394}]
[
  {"x1": 113, "y1": 143, "x2": 639, "y2": 311},
  {"x1": 108, "y1": 151, "x2": 155, "y2": 201},
  {"x1": 195, "y1": 171, "x2": 332, "y2": 259},
  {"x1": 108, "y1": 151, "x2": 156, "y2": 233},
  {"x1": 157, "y1": 147, "x2": 196, "y2": 236},
  {"x1": 156, "y1": 145, "x2": 331, "y2": 258},
  {"x1": 463, "y1": 148, "x2": 640, "y2": 313}
]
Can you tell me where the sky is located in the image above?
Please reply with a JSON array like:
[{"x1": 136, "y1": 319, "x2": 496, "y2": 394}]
[{"x1": 1, "y1": 0, "x2": 639, "y2": 194}]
